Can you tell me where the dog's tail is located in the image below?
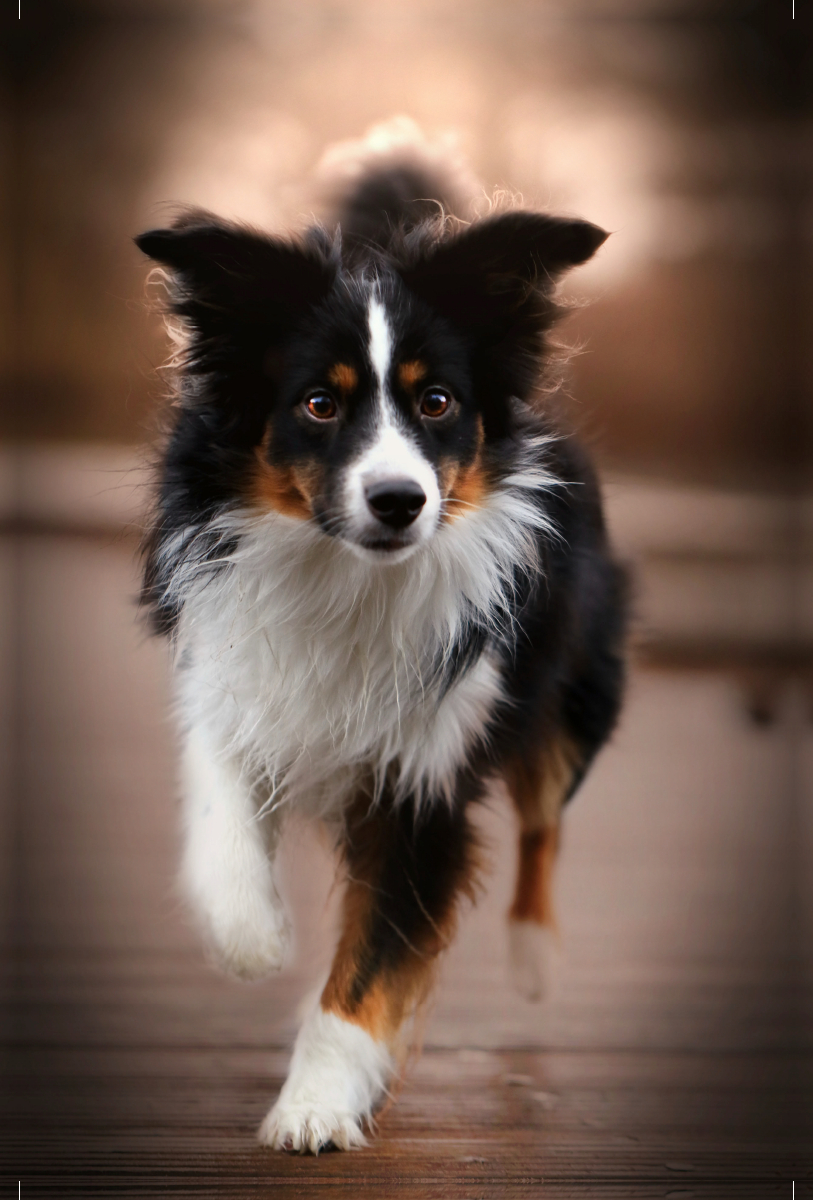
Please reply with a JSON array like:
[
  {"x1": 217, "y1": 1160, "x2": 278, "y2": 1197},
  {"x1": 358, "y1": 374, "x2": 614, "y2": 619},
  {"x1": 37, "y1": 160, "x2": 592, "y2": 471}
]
[{"x1": 318, "y1": 117, "x2": 476, "y2": 252}]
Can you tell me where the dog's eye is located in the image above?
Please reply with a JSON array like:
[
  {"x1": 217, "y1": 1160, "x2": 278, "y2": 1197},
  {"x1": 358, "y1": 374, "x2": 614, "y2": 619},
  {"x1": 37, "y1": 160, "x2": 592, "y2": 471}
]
[
  {"x1": 420, "y1": 388, "x2": 453, "y2": 419},
  {"x1": 305, "y1": 392, "x2": 337, "y2": 421}
]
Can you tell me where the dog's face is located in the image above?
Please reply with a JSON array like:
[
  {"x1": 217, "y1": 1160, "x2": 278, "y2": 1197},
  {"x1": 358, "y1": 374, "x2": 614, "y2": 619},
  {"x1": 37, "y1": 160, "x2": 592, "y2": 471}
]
[
  {"x1": 254, "y1": 283, "x2": 486, "y2": 562},
  {"x1": 137, "y1": 213, "x2": 606, "y2": 561}
]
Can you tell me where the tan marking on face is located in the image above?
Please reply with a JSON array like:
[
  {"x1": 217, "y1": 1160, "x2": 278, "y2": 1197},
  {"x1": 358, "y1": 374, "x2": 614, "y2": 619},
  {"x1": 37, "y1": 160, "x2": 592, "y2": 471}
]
[
  {"x1": 328, "y1": 362, "x2": 358, "y2": 394},
  {"x1": 397, "y1": 360, "x2": 428, "y2": 390},
  {"x1": 441, "y1": 416, "x2": 488, "y2": 521},
  {"x1": 250, "y1": 426, "x2": 317, "y2": 520}
]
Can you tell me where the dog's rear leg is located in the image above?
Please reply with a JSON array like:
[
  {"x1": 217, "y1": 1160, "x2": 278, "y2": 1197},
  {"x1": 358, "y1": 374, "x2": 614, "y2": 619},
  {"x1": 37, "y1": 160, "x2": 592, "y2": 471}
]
[
  {"x1": 504, "y1": 735, "x2": 580, "y2": 1001},
  {"x1": 179, "y1": 723, "x2": 289, "y2": 980},
  {"x1": 259, "y1": 793, "x2": 479, "y2": 1153}
]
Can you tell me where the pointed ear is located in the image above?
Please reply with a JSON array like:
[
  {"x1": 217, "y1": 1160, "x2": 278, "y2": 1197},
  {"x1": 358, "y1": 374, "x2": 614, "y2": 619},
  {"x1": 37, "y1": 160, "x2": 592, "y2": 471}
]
[
  {"x1": 400, "y1": 211, "x2": 607, "y2": 332},
  {"x1": 135, "y1": 215, "x2": 336, "y2": 336}
]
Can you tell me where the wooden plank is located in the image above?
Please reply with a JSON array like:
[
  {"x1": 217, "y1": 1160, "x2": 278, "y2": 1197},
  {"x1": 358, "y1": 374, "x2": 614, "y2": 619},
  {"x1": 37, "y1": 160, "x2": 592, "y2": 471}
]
[{"x1": 3, "y1": 534, "x2": 810, "y2": 1196}]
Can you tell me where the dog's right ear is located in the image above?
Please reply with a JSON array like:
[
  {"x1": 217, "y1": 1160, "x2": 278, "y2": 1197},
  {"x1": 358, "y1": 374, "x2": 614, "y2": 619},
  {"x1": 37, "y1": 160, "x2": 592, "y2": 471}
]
[
  {"x1": 135, "y1": 216, "x2": 336, "y2": 339},
  {"x1": 400, "y1": 211, "x2": 607, "y2": 336}
]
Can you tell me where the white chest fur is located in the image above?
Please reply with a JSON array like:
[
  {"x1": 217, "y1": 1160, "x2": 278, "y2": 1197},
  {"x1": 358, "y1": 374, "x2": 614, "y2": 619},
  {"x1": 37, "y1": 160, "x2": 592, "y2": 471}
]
[{"x1": 172, "y1": 512, "x2": 507, "y2": 815}]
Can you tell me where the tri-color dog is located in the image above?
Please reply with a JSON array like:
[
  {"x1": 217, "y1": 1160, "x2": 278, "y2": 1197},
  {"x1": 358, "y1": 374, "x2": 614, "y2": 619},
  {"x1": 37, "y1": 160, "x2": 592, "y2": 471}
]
[{"x1": 136, "y1": 145, "x2": 627, "y2": 1154}]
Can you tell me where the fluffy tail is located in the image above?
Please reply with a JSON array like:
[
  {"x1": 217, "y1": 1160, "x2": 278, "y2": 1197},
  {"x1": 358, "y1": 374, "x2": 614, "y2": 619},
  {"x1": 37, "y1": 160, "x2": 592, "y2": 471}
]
[
  {"x1": 318, "y1": 117, "x2": 475, "y2": 251},
  {"x1": 336, "y1": 160, "x2": 456, "y2": 248}
]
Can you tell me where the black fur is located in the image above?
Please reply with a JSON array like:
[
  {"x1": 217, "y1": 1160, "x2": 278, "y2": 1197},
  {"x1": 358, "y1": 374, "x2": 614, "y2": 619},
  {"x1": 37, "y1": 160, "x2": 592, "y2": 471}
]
[
  {"x1": 334, "y1": 160, "x2": 462, "y2": 254},
  {"x1": 341, "y1": 788, "x2": 481, "y2": 1012},
  {"x1": 136, "y1": 161, "x2": 627, "y2": 1118}
]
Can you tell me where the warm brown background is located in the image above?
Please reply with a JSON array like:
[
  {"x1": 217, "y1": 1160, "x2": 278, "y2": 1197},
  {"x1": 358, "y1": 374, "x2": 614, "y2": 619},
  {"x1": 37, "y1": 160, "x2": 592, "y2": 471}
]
[
  {"x1": 3, "y1": 3, "x2": 810, "y2": 1196},
  {"x1": 5, "y1": 0, "x2": 808, "y2": 490}
]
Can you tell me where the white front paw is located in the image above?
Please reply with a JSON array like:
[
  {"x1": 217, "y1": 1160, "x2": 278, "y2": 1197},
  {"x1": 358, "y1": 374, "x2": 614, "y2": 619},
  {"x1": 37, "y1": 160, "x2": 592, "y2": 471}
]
[
  {"x1": 209, "y1": 900, "x2": 290, "y2": 981},
  {"x1": 258, "y1": 1100, "x2": 368, "y2": 1154},
  {"x1": 258, "y1": 1007, "x2": 393, "y2": 1154},
  {"x1": 508, "y1": 919, "x2": 559, "y2": 1002}
]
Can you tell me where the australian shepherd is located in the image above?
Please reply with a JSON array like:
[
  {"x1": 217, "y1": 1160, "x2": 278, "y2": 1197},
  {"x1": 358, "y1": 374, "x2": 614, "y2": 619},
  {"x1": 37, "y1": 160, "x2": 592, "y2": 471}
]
[{"x1": 136, "y1": 136, "x2": 627, "y2": 1154}]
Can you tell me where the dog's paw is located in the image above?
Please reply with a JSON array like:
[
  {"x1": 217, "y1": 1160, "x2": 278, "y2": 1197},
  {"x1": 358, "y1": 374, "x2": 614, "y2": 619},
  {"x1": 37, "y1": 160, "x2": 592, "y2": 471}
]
[
  {"x1": 258, "y1": 1101, "x2": 367, "y2": 1153},
  {"x1": 508, "y1": 919, "x2": 558, "y2": 1002},
  {"x1": 208, "y1": 901, "x2": 290, "y2": 981},
  {"x1": 258, "y1": 1006, "x2": 393, "y2": 1154}
]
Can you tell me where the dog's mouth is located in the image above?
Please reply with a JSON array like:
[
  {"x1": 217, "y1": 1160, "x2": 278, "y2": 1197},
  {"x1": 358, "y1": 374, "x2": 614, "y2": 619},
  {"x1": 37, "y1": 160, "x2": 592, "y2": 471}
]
[
  {"x1": 339, "y1": 526, "x2": 426, "y2": 563},
  {"x1": 358, "y1": 533, "x2": 414, "y2": 553},
  {"x1": 350, "y1": 533, "x2": 422, "y2": 562},
  {"x1": 313, "y1": 507, "x2": 424, "y2": 560}
]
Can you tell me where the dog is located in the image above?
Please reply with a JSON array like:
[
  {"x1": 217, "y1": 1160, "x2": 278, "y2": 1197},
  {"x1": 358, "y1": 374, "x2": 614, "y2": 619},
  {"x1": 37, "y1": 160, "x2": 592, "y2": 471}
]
[{"x1": 135, "y1": 139, "x2": 627, "y2": 1154}]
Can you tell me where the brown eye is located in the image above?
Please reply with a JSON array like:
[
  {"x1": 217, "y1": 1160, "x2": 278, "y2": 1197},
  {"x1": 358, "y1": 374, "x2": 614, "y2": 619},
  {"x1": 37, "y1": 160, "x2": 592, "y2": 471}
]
[
  {"x1": 420, "y1": 388, "x2": 453, "y2": 418},
  {"x1": 305, "y1": 392, "x2": 337, "y2": 421}
]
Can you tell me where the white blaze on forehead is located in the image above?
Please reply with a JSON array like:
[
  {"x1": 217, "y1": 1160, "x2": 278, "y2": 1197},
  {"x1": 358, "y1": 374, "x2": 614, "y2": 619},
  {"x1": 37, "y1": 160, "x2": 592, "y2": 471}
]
[
  {"x1": 339, "y1": 292, "x2": 442, "y2": 557},
  {"x1": 367, "y1": 297, "x2": 394, "y2": 401},
  {"x1": 359, "y1": 422, "x2": 437, "y2": 488},
  {"x1": 359, "y1": 295, "x2": 433, "y2": 491}
]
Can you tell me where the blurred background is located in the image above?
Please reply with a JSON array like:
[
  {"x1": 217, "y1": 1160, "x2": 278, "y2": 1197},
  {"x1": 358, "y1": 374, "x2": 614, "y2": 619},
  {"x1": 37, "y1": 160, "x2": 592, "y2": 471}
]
[
  {"x1": 5, "y1": 0, "x2": 806, "y2": 481},
  {"x1": 3, "y1": 0, "x2": 810, "y2": 1193}
]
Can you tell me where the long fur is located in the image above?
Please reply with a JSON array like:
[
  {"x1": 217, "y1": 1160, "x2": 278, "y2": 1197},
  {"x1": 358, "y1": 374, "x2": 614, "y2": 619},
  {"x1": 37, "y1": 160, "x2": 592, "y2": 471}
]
[
  {"x1": 161, "y1": 422, "x2": 561, "y2": 813},
  {"x1": 136, "y1": 124, "x2": 628, "y2": 1154}
]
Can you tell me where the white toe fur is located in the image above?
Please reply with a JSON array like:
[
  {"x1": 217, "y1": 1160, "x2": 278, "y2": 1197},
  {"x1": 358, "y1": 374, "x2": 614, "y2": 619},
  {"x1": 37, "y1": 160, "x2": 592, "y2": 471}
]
[
  {"x1": 508, "y1": 919, "x2": 559, "y2": 1002},
  {"x1": 259, "y1": 1007, "x2": 394, "y2": 1153}
]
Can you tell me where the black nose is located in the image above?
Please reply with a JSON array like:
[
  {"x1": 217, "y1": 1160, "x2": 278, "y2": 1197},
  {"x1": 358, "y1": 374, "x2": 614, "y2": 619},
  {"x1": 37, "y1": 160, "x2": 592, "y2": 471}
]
[{"x1": 365, "y1": 479, "x2": 427, "y2": 529}]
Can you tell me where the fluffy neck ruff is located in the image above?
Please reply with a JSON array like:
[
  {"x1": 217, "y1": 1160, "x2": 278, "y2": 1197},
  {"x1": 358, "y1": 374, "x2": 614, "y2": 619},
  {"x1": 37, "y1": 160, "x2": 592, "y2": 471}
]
[{"x1": 165, "y1": 437, "x2": 560, "y2": 813}]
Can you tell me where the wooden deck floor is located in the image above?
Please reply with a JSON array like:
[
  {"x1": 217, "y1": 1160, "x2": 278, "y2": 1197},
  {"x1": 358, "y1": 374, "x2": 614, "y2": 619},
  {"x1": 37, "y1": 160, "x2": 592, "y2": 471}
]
[{"x1": 4, "y1": 533, "x2": 810, "y2": 1197}]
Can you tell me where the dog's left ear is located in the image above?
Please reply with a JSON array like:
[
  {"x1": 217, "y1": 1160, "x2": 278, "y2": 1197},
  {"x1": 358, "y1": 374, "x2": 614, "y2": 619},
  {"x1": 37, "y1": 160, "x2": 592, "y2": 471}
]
[
  {"x1": 400, "y1": 211, "x2": 607, "y2": 334},
  {"x1": 134, "y1": 214, "x2": 336, "y2": 342}
]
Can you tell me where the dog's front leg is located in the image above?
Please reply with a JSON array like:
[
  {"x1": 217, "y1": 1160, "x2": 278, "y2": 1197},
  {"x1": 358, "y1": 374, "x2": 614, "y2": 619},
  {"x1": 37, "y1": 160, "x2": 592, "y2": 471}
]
[
  {"x1": 179, "y1": 723, "x2": 289, "y2": 980},
  {"x1": 259, "y1": 791, "x2": 479, "y2": 1153}
]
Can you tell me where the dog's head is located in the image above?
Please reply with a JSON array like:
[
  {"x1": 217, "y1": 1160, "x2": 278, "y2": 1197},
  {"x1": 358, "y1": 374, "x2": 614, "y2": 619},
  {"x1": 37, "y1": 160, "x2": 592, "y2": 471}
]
[{"x1": 137, "y1": 211, "x2": 606, "y2": 562}]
